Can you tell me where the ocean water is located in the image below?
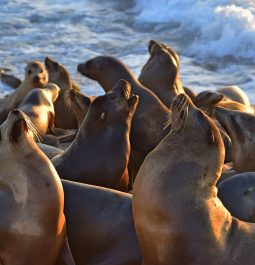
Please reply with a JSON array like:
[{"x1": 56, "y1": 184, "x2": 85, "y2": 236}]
[{"x1": 1, "y1": 0, "x2": 255, "y2": 101}]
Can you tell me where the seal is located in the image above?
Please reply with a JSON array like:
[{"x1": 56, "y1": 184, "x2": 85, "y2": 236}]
[
  {"x1": 138, "y1": 40, "x2": 185, "y2": 107},
  {"x1": 44, "y1": 56, "x2": 78, "y2": 129},
  {"x1": 218, "y1": 172, "x2": 255, "y2": 223},
  {"x1": 0, "y1": 109, "x2": 74, "y2": 265},
  {"x1": 63, "y1": 179, "x2": 142, "y2": 265},
  {"x1": 64, "y1": 88, "x2": 95, "y2": 128},
  {"x1": 19, "y1": 83, "x2": 60, "y2": 136},
  {"x1": 194, "y1": 90, "x2": 254, "y2": 114},
  {"x1": 77, "y1": 56, "x2": 170, "y2": 180},
  {"x1": 52, "y1": 79, "x2": 139, "y2": 192},
  {"x1": 133, "y1": 93, "x2": 255, "y2": 265},
  {"x1": 0, "y1": 61, "x2": 48, "y2": 124},
  {"x1": 213, "y1": 106, "x2": 255, "y2": 172}
]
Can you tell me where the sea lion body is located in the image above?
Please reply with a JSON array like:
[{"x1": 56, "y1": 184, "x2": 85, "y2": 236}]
[
  {"x1": 0, "y1": 109, "x2": 73, "y2": 265},
  {"x1": 19, "y1": 83, "x2": 60, "y2": 136},
  {"x1": 139, "y1": 40, "x2": 184, "y2": 107},
  {"x1": 133, "y1": 93, "x2": 255, "y2": 265},
  {"x1": 45, "y1": 57, "x2": 77, "y2": 129},
  {"x1": 0, "y1": 61, "x2": 48, "y2": 124},
  {"x1": 63, "y1": 180, "x2": 142, "y2": 265},
  {"x1": 52, "y1": 80, "x2": 138, "y2": 192}
]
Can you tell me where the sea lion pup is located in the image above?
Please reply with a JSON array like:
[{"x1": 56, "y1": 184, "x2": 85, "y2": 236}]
[
  {"x1": 52, "y1": 80, "x2": 139, "y2": 192},
  {"x1": 78, "y1": 56, "x2": 170, "y2": 179},
  {"x1": 194, "y1": 90, "x2": 254, "y2": 114},
  {"x1": 0, "y1": 73, "x2": 21, "y2": 88},
  {"x1": 65, "y1": 88, "x2": 95, "y2": 128},
  {"x1": 217, "y1": 85, "x2": 251, "y2": 106},
  {"x1": 213, "y1": 107, "x2": 255, "y2": 173},
  {"x1": 44, "y1": 56, "x2": 78, "y2": 129},
  {"x1": 218, "y1": 172, "x2": 255, "y2": 223},
  {"x1": 62, "y1": 180, "x2": 142, "y2": 265},
  {"x1": 18, "y1": 83, "x2": 60, "y2": 136},
  {"x1": 0, "y1": 61, "x2": 48, "y2": 124},
  {"x1": 138, "y1": 39, "x2": 185, "y2": 107},
  {"x1": 0, "y1": 109, "x2": 74, "y2": 265},
  {"x1": 133, "y1": 93, "x2": 255, "y2": 265}
]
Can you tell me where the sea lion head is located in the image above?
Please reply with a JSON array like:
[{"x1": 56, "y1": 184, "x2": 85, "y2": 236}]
[
  {"x1": 194, "y1": 91, "x2": 224, "y2": 108},
  {"x1": 139, "y1": 40, "x2": 180, "y2": 90},
  {"x1": 65, "y1": 88, "x2": 94, "y2": 127},
  {"x1": 165, "y1": 93, "x2": 225, "y2": 181},
  {"x1": 83, "y1": 79, "x2": 139, "y2": 133},
  {"x1": 44, "y1": 57, "x2": 72, "y2": 92},
  {"x1": 44, "y1": 83, "x2": 61, "y2": 103},
  {"x1": 25, "y1": 61, "x2": 48, "y2": 88}
]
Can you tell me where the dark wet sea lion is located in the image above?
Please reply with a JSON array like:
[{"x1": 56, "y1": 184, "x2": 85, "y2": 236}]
[
  {"x1": 0, "y1": 73, "x2": 22, "y2": 88},
  {"x1": 133, "y1": 93, "x2": 255, "y2": 265},
  {"x1": 0, "y1": 109, "x2": 74, "y2": 265},
  {"x1": 45, "y1": 56, "x2": 77, "y2": 129},
  {"x1": 218, "y1": 172, "x2": 255, "y2": 223},
  {"x1": 213, "y1": 107, "x2": 255, "y2": 173},
  {"x1": 0, "y1": 61, "x2": 48, "y2": 124},
  {"x1": 78, "y1": 56, "x2": 170, "y2": 179},
  {"x1": 65, "y1": 88, "x2": 95, "y2": 128},
  {"x1": 138, "y1": 40, "x2": 184, "y2": 107},
  {"x1": 63, "y1": 179, "x2": 142, "y2": 265},
  {"x1": 19, "y1": 83, "x2": 60, "y2": 136},
  {"x1": 52, "y1": 80, "x2": 138, "y2": 192}
]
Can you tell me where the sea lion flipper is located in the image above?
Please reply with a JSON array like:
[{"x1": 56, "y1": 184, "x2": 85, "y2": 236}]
[{"x1": 55, "y1": 236, "x2": 76, "y2": 265}]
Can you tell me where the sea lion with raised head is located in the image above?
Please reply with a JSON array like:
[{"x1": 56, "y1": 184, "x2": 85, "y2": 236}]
[
  {"x1": 45, "y1": 56, "x2": 77, "y2": 129},
  {"x1": 138, "y1": 40, "x2": 185, "y2": 107},
  {"x1": 133, "y1": 93, "x2": 255, "y2": 265},
  {"x1": 63, "y1": 179, "x2": 142, "y2": 265},
  {"x1": 0, "y1": 61, "x2": 48, "y2": 124},
  {"x1": 19, "y1": 83, "x2": 60, "y2": 136},
  {"x1": 0, "y1": 109, "x2": 74, "y2": 265},
  {"x1": 52, "y1": 80, "x2": 138, "y2": 192}
]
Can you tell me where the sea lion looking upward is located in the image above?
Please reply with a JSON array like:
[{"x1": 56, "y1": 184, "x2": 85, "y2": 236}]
[
  {"x1": 44, "y1": 56, "x2": 77, "y2": 129},
  {"x1": 133, "y1": 93, "x2": 255, "y2": 265},
  {"x1": 0, "y1": 61, "x2": 48, "y2": 124},
  {"x1": 0, "y1": 109, "x2": 74, "y2": 265},
  {"x1": 138, "y1": 40, "x2": 185, "y2": 107}
]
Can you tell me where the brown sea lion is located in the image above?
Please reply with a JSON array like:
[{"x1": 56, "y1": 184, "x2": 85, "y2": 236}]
[
  {"x1": 218, "y1": 172, "x2": 255, "y2": 223},
  {"x1": 138, "y1": 40, "x2": 184, "y2": 107},
  {"x1": 0, "y1": 73, "x2": 22, "y2": 88},
  {"x1": 0, "y1": 61, "x2": 48, "y2": 124},
  {"x1": 77, "y1": 56, "x2": 170, "y2": 179},
  {"x1": 44, "y1": 56, "x2": 77, "y2": 129},
  {"x1": 213, "y1": 107, "x2": 255, "y2": 173},
  {"x1": 133, "y1": 93, "x2": 255, "y2": 265},
  {"x1": 52, "y1": 80, "x2": 138, "y2": 192},
  {"x1": 64, "y1": 88, "x2": 95, "y2": 128},
  {"x1": 63, "y1": 179, "x2": 142, "y2": 265},
  {"x1": 194, "y1": 90, "x2": 254, "y2": 113},
  {"x1": 0, "y1": 109, "x2": 74, "y2": 265},
  {"x1": 19, "y1": 83, "x2": 60, "y2": 136}
]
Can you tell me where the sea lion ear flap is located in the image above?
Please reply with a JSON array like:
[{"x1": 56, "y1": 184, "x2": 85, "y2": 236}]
[{"x1": 54, "y1": 236, "x2": 75, "y2": 265}]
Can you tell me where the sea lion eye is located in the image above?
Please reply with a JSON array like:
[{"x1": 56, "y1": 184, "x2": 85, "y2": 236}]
[
  {"x1": 40, "y1": 69, "x2": 43, "y2": 73},
  {"x1": 28, "y1": 69, "x2": 32, "y2": 75},
  {"x1": 100, "y1": 112, "x2": 106, "y2": 120}
]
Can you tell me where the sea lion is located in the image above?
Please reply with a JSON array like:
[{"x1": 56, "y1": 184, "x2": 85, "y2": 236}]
[
  {"x1": 138, "y1": 39, "x2": 185, "y2": 107},
  {"x1": 44, "y1": 56, "x2": 77, "y2": 129},
  {"x1": 133, "y1": 93, "x2": 255, "y2": 265},
  {"x1": 213, "y1": 107, "x2": 255, "y2": 172},
  {"x1": 52, "y1": 80, "x2": 138, "y2": 192},
  {"x1": 19, "y1": 83, "x2": 60, "y2": 136},
  {"x1": 63, "y1": 179, "x2": 142, "y2": 265},
  {"x1": 64, "y1": 88, "x2": 95, "y2": 128},
  {"x1": 77, "y1": 56, "x2": 170, "y2": 179},
  {"x1": 0, "y1": 109, "x2": 74, "y2": 265},
  {"x1": 37, "y1": 143, "x2": 64, "y2": 159},
  {"x1": 194, "y1": 90, "x2": 254, "y2": 114},
  {"x1": 0, "y1": 61, "x2": 48, "y2": 124},
  {"x1": 218, "y1": 172, "x2": 255, "y2": 223},
  {"x1": 217, "y1": 85, "x2": 251, "y2": 106},
  {"x1": 0, "y1": 73, "x2": 22, "y2": 88}
]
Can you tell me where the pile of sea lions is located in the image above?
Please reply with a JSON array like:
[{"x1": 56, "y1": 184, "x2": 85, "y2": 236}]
[{"x1": 1, "y1": 39, "x2": 255, "y2": 264}]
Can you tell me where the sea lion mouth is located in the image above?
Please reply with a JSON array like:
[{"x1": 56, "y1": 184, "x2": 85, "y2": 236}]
[{"x1": 164, "y1": 93, "x2": 189, "y2": 132}]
